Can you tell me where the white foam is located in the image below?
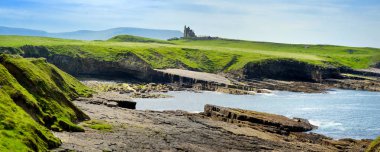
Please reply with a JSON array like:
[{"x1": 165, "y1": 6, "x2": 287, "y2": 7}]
[
  {"x1": 367, "y1": 128, "x2": 380, "y2": 131},
  {"x1": 260, "y1": 93, "x2": 276, "y2": 96},
  {"x1": 299, "y1": 107, "x2": 321, "y2": 111},
  {"x1": 309, "y1": 120, "x2": 345, "y2": 131}
]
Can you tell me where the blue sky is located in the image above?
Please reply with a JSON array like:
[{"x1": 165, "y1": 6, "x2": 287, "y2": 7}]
[{"x1": 0, "y1": 0, "x2": 379, "y2": 47}]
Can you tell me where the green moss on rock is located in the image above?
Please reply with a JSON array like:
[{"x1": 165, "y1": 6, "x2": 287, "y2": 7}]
[{"x1": 82, "y1": 120, "x2": 113, "y2": 131}]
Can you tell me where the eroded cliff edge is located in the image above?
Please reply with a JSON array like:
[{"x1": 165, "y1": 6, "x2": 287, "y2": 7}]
[{"x1": 0, "y1": 54, "x2": 93, "y2": 151}]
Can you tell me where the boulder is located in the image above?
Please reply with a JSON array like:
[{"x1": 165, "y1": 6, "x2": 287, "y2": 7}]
[{"x1": 109, "y1": 99, "x2": 136, "y2": 109}]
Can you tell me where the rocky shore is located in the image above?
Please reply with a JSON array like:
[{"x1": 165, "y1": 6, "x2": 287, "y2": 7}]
[
  {"x1": 53, "y1": 98, "x2": 371, "y2": 152},
  {"x1": 54, "y1": 79, "x2": 375, "y2": 152}
]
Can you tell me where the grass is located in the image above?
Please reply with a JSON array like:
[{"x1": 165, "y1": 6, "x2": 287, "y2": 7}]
[
  {"x1": 82, "y1": 120, "x2": 112, "y2": 131},
  {"x1": 0, "y1": 54, "x2": 93, "y2": 151},
  {"x1": 367, "y1": 136, "x2": 380, "y2": 152},
  {"x1": 108, "y1": 34, "x2": 173, "y2": 44},
  {"x1": 0, "y1": 35, "x2": 379, "y2": 73}
]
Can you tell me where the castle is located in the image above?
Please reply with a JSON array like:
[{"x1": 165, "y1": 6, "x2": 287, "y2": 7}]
[{"x1": 183, "y1": 26, "x2": 196, "y2": 38}]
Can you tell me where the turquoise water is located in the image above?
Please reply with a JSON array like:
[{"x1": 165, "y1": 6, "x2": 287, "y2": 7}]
[{"x1": 135, "y1": 89, "x2": 380, "y2": 139}]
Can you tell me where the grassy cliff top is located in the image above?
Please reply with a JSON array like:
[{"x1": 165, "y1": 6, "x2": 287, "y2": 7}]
[
  {"x1": 107, "y1": 34, "x2": 173, "y2": 44},
  {"x1": 0, "y1": 54, "x2": 93, "y2": 151},
  {"x1": 0, "y1": 35, "x2": 379, "y2": 72}
]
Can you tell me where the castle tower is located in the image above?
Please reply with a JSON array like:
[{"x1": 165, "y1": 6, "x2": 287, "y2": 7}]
[
  {"x1": 183, "y1": 25, "x2": 196, "y2": 38},
  {"x1": 184, "y1": 26, "x2": 188, "y2": 38}
]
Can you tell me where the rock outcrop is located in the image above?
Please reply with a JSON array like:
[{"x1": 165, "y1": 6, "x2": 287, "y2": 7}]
[
  {"x1": 244, "y1": 59, "x2": 341, "y2": 82},
  {"x1": 113, "y1": 99, "x2": 136, "y2": 109},
  {"x1": 76, "y1": 92, "x2": 137, "y2": 109},
  {"x1": 203, "y1": 104, "x2": 316, "y2": 134},
  {"x1": 324, "y1": 79, "x2": 380, "y2": 92}
]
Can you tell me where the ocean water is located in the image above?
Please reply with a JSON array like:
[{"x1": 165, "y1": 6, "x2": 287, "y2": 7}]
[{"x1": 135, "y1": 89, "x2": 380, "y2": 139}]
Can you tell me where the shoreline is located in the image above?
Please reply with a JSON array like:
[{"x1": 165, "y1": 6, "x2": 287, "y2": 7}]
[
  {"x1": 79, "y1": 80, "x2": 379, "y2": 140},
  {"x1": 132, "y1": 89, "x2": 380, "y2": 140}
]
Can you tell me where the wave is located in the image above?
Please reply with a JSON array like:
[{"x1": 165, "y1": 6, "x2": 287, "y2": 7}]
[
  {"x1": 367, "y1": 128, "x2": 380, "y2": 131},
  {"x1": 309, "y1": 119, "x2": 345, "y2": 131},
  {"x1": 299, "y1": 107, "x2": 321, "y2": 111},
  {"x1": 259, "y1": 93, "x2": 276, "y2": 96}
]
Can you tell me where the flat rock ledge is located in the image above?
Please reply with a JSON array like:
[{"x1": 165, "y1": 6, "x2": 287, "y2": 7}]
[{"x1": 203, "y1": 104, "x2": 316, "y2": 134}]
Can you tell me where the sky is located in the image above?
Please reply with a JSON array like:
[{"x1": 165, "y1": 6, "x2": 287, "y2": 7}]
[{"x1": 0, "y1": 0, "x2": 379, "y2": 47}]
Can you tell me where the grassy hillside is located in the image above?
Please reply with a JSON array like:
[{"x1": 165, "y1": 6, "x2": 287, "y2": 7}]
[
  {"x1": 0, "y1": 54, "x2": 93, "y2": 151},
  {"x1": 0, "y1": 35, "x2": 379, "y2": 73}
]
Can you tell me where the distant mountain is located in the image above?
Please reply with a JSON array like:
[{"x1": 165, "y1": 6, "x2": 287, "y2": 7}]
[
  {"x1": 0, "y1": 26, "x2": 48, "y2": 36},
  {"x1": 0, "y1": 26, "x2": 182, "y2": 40}
]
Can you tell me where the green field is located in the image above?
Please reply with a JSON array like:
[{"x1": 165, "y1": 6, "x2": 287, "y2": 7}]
[{"x1": 0, "y1": 35, "x2": 379, "y2": 73}]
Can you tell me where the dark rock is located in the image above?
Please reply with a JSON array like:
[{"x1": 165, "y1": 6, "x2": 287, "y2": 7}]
[{"x1": 112, "y1": 100, "x2": 136, "y2": 109}]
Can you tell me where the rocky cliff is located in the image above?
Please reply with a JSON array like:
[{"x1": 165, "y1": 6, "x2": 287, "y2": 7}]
[
  {"x1": 243, "y1": 59, "x2": 341, "y2": 82},
  {"x1": 2, "y1": 45, "x2": 374, "y2": 87},
  {"x1": 18, "y1": 45, "x2": 162, "y2": 82}
]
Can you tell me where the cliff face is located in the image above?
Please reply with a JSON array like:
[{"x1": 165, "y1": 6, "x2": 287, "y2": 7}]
[
  {"x1": 46, "y1": 53, "x2": 155, "y2": 80},
  {"x1": 243, "y1": 59, "x2": 340, "y2": 82},
  {"x1": 20, "y1": 45, "x2": 161, "y2": 81},
  {"x1": 0, "y1": 54, "x2": 92, "y2": 151},
  {"x1": 4, "y1": 45, "x2": 346, "y2": 83}
]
